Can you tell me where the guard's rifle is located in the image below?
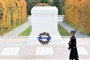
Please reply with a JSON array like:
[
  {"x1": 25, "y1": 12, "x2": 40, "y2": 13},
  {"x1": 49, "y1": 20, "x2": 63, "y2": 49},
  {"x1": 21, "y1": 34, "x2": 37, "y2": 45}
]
[{"x1": 68, "y1": 23, "x2": 82, "y2": 44}]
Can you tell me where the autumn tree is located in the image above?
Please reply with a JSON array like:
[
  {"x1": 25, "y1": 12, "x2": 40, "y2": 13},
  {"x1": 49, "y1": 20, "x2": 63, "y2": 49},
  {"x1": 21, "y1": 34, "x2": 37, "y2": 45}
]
[
  {"x1": 0, "y1": 0, "x2": 27, "y2": 35},
  {"x1": 65, "y1": 0, "x2": 90, "y2": 35}
]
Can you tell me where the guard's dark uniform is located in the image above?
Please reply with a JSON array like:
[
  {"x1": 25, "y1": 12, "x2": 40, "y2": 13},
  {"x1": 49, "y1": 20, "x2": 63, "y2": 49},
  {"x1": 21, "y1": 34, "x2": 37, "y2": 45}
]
[{"x1": 68, "y1": 36, "x2": 79, "y2": 60}]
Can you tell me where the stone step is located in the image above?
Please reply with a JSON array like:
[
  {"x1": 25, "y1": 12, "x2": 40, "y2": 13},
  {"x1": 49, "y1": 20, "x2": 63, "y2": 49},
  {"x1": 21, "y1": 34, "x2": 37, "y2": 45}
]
[{"x1": 0, "y1": 58, "x2": 90, "y2": 60}]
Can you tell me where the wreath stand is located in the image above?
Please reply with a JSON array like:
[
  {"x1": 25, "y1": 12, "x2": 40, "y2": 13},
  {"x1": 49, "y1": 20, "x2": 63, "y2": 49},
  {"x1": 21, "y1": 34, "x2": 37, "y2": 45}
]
[
  {"x1": 37, "y1": 44, "x2": 53, "y2": 58},
  {"x1": 37, "y1": 32, "x2": 53, "y2": 58}
]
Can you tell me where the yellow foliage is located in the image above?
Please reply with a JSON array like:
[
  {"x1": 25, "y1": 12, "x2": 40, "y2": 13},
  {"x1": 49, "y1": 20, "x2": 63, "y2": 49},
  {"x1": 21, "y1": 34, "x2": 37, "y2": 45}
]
[
  {"x1": 0, "y1": 0, "x2": 27, "y2": 33},
  {"x1": 65, "y1": 0, "x2": 90, "y2": 35}
]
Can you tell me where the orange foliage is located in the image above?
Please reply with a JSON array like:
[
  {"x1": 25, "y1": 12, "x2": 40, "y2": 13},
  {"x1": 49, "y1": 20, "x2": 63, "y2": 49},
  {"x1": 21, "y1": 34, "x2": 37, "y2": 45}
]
[
  {"x1": 65, "y1": 0, "x2": 90, "y2": 35},
  {"x1": 0, "y1": 0, "x2": 27, "y2": 33}
]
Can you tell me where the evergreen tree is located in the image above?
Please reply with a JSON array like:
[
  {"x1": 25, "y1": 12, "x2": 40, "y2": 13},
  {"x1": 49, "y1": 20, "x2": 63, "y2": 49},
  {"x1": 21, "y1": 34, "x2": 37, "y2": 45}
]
[
  {"x1": 53, "y1": 0, "x2": 63, "y2": 15},
  {"x1": 25, "y1": 0, "x2": 65, "y2": 15},
  {"x1": 25, "y1": 0, "x2": 40, "y2": 15},
  {"x1": 60, "y1": 0, "x2": 66, "y2": 6},
  {"x1": 40, "y1": 0, "x2": 51, "y2": 5}
]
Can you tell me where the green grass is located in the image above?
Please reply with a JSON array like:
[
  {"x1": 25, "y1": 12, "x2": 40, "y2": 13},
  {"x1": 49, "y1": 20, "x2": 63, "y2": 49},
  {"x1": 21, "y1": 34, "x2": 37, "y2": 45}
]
[
  {"x1": 19, "y1": 26, "x2": 31, "y2": 36},
  {"x1": 64, "y1": 20, "x2": 77, "y2": 28},
  {"x1": 58, "y1": 24, "x2": 70, "y2": 36},
  {"x1": 19, "y1": 24, "x2": 70, "y2": 36},
  {"x1": 64, "y1": 20, "x2": 89, "y2": 36},
  {"x1": 0, "y1": 20, "x2": 28, "y2": 36}
]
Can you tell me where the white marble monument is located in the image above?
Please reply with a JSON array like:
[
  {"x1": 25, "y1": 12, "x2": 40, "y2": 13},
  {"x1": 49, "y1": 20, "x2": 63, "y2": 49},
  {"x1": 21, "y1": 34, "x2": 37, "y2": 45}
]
[{"x1": 27, "y1": 6, "x2": 62, "y2": 44}]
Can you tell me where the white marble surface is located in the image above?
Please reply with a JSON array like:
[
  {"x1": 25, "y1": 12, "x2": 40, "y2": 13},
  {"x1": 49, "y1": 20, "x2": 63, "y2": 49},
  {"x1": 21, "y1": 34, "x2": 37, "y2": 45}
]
[
  {"x1": 36, "y1": 47, "x2": 53, "y2": 55},
  {"x1": 31, "y1": 6, "x2": 58, "y2": 14},
  {"x1": 77, "y1": 47, "x2": 89, "y2": 55},
  {"x1": 27, "y1": 6, "x2": 62, "y2": 44},
  {"x1": 58, "y1": 16, "x2": 64, "y2": 21},
  {"x1": 31, "y1": 6, "x2": 58, "y2": 34},
  {"x1": 1, "y1": 47, "x2": 20, "y2": 55}
]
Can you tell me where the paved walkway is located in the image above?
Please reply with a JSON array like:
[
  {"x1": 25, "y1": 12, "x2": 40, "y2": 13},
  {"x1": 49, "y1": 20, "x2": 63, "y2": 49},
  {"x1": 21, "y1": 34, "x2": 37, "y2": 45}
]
[
  {"x1": 4, "y1": 16, "x2": 31, "y2": 37},
  {"x1": 58, "y1": 21, "x2": 89, "y2": 37},
  {"x1": 4, "y1": 16, "x2": 90, "y2": 37},
  {"x1": 0, "y1": 38, "x2": 90, "y2": 60}
]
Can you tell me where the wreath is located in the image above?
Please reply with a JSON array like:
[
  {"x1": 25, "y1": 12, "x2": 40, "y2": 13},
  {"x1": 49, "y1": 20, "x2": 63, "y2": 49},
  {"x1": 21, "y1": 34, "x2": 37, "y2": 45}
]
[{"x1": 38, "y1": 32, "x2": 51, "y2": 45}]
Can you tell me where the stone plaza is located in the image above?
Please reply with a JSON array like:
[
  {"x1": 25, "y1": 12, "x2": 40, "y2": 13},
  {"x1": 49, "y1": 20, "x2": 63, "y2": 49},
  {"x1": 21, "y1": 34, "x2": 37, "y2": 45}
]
[
  {"x1": 0, "y1": 6, "x2": 90, "y2": 60},
  {"x1": 0, "y1": 37, "x2": 90, "y2": 60}
]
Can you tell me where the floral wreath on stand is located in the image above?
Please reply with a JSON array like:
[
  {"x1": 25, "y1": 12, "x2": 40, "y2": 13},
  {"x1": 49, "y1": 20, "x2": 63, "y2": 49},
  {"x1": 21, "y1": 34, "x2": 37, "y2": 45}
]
[{"x1": 38, "y1": 32, "x2": 51, "y2": 45}]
